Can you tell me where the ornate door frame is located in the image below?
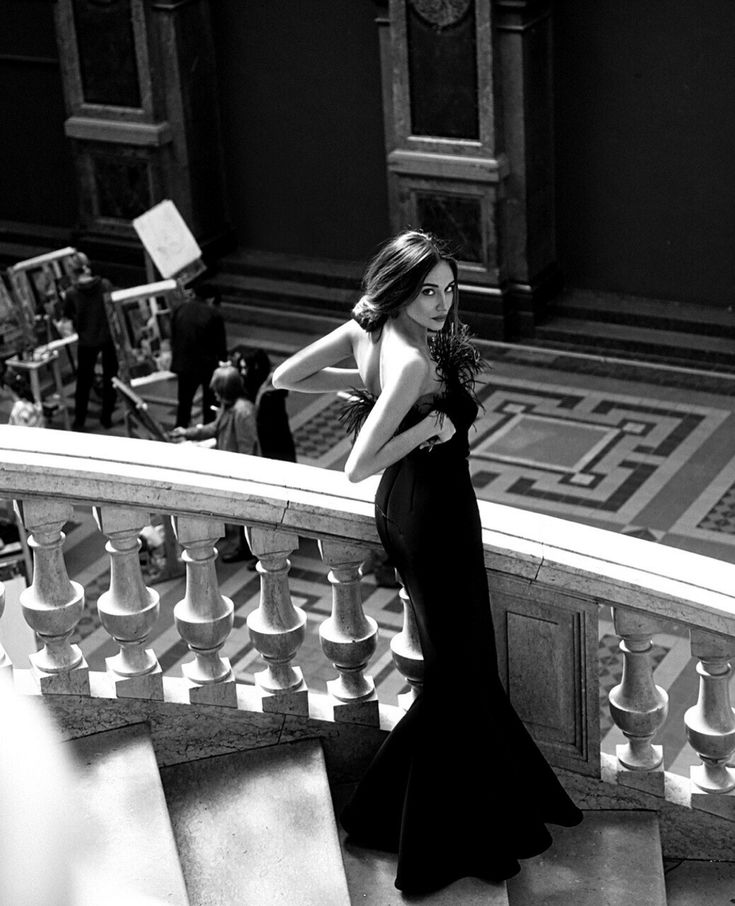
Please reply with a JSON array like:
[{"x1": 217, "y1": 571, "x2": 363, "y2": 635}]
[{"x1": 375, "y1": 0, "x2": 557, "y2": 339}]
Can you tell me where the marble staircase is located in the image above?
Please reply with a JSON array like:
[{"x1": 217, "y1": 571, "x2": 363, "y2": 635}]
[{"x1": 61, "y1": 721, "x2": 735, "y2": 905}]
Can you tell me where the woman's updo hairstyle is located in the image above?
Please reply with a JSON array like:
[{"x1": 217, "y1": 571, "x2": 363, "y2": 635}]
[{"x1": 352, "y1": 230, "x2": 458, "y2": 333}]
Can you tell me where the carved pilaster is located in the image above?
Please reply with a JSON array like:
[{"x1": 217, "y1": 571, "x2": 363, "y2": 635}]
[
  {"x1": 15, "y1": 499, "x2": 89, "y2": 695},
  {"x1": 318, "y1": 540, "x2": 379, "y2": 726},
  {"x1": 685, "y1": 630, "x2": 735, "y2": 811},
  {"x1": 93, "y1": 506, "x2": 163, "y2": 700},
  {"x1": 495, "y1": 0, "x2": 560, "y2": 335},
  {"x1": 172, "y1": 515, "x2": 236, "y2": 707},
  {"x1": 246, "y1": 528, "x2": 308, "y2": 716},
  {"x1": 390, "y1": 582, "x2": 424, "y2": 711}
]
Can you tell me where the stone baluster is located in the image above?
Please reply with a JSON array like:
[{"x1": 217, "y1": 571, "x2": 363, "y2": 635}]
[
  {"x1": 246, "y1": 527, "x2": 308, "y2": 715},
  {"x1": 318, "y1": 540, "x2": 379, "y2": 725},
  {"x1": 608, "y1": 608, "x2": 668, "y2": 790},
  {"x1": 0, "y1": 580, "x2": 11, "y2": 681},
  {"x1": 685, "y1": 629, "x2": 735, "y2": 802},
  {"x1": 172, "y1": 516, "x2": 236, "y2": 707},
  {"x1": 15, "y1": 499, "x2": 89, "y2": 694},
  {"x1": 391, "y1": 580, "x2": 424, "y2": 712},
  {"x1": 93, "y1": 506, "x2": 163, "y2": 699}
]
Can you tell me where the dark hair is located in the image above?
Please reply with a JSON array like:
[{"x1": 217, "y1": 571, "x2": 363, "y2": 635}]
[
  {"x1": 352, "y1": 230, "x2": 458, "y2": 334},
  {"x1": 240, "y1": 348, "x2": 272, "y2": 402},
  {"x1": 193, "y1": 283, "x2": 222, "y2": 306},
  {"x1": 209, "y1": 364, "x2": 244, "y2": 405}
]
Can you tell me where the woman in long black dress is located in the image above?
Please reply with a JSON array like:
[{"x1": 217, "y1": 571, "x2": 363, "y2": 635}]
[{"x1": 272, "y1": 230, "x2": 582, "y2": 894}]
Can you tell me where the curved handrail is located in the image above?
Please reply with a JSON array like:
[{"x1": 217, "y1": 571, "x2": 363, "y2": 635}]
[{"x1": 1, "y1": 424, "x2": 735, "y2": 635}]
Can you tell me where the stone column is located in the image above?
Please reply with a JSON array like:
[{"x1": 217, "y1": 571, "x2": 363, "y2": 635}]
[
  {"x1": 173, "y1": 515, "x2": 236, "y2": 707},
  {"x1": 685, "y1": 629, "x2": 735, "y2": 809},
  {"x1": 608, "y1": 608, "x2": 668, "y2": 792},
  {"x1": 15, "y1": 499, "x2": 89, "y2": 695},
  {"x1": 390, "y1": 581, "x2": 424, "y2": 711},
  {"x1": 94, "y1": 506, "x2": 163, "y2": 699},
  {"x1": 246, "y1": 527, "x2": 308, "y2": 716},
  {"x1": 318, "y1": 540, "x2": 379, "y2": 725}
]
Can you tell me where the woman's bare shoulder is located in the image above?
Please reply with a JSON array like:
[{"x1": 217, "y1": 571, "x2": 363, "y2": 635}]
[{"x1": 380, "y1": 334, "x2": 429, "y2": 389}]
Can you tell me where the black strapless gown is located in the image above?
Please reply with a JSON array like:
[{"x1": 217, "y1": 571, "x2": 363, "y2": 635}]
[{"x1": 339, "y1": 333, "x2": 583, "y2": 895}]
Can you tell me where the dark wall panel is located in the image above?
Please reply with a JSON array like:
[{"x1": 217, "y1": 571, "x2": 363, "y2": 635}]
[
  {"x1": 554, "y1": 0, "x2": 735, "y2": 306},
  {"x1": 0, "y1": 0, "x2": 77, "y2": 227},
  {"x1": 211, "y1": 0, "x2": 390, "y2": 262}
]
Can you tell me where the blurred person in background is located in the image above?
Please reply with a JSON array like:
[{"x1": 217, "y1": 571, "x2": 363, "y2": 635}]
[
  {"x1": 63, "y1": 258, "x2": 117, "y2": 431},
  {"x1": 171, "y1": 364, "x2": 258, "y2": 564},
  {"x1": 236, "y1": 347, "x2": 297, "y2": 463},
  {"x1": 170, "y1": 283, "x2": 226, "y2": 429}
]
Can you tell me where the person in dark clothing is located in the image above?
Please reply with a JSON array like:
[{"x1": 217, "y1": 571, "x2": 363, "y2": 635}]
[
  {"x1": 63, "y1": 262, "x2": 117, "y2": 431},
  {"x1": 170, "y1": 284, "x2": 227, "y2": 428},
  {"x1": 236, "y1": 347, "x2": 297, "y2": 462}
]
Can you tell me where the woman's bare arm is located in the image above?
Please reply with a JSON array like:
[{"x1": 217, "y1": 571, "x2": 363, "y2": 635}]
[
  {"x1": 345, "y1": 354, "x2": 453, "y2": 483},
  {"x1": 272, "y1": 321, "x2": 363, "y2": 394}
]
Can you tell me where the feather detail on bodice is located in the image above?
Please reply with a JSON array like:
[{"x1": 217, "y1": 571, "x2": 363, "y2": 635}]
[
  {"x1": 337, "y1": 323, "x2": 489, "y2": 440},
  {"x1": 338, "y1": 387, "x2": 380, "y2": 442},
  {"x1": 428, "y1": 323, "x2": 488, "y2": 406}
]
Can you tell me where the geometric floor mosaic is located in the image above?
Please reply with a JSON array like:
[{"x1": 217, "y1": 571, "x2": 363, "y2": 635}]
[
  {"x1": 468, "y1": 377, "x2": 729, "y2": 530},
  {"x1": 283, "y1": 371, "x2": 735, "y2": 556}
]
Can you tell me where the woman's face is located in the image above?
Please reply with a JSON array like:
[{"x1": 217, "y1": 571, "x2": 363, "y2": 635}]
[{"x1": 403, "y1": 260, "x2": 455, "y2": 332}]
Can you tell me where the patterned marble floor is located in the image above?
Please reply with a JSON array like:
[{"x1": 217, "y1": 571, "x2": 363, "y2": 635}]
[{"x1": 3, "y1": 324, "x2": 735, "y2": 779}]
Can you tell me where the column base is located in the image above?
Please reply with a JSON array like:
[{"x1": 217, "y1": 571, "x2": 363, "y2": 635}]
[
  {"x1": 690, "y1": 765, "x2": 735, "y2": 819},
  {"x1": 327, "y1": 680, "x2": 379, "y2": 726},
  {"x1": 614, "y1": 745, "x2": 665, "y2": 796},
  {"x1": 254, "y1": 668, "x2": 309, "y2": 716},
  {"x1": 106, "y1": 657, "x2": 164, "y2": 701},
  {"x1": 30, "y1": 652, "x2": 90, "y2": 695}
]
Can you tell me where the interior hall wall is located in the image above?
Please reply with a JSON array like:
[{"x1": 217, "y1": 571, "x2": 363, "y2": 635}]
[
  {"x1": 210, "y1": 0, "x2": 390, "y2": 263},
  {"x1": 554, "y1": 0, "x2": 735, "y2": 307},
  {"x1": 0, "y1": 0, "x2": 78, "y2": 228}
]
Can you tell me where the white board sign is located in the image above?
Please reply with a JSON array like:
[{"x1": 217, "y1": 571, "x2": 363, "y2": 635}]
[{"x1": 132, "y1": 200, "x2": 202, "y2": 279}]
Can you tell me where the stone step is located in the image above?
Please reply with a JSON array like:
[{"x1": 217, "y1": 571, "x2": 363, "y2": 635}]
[
  {"x1": 68, "y1": 723, "x2": 190, "y2": 906},
  {"x1": 160, "y1": 739, "x2": 350, "y2": 906},
  {"x1": 534, "y1": 317, "x2": 735, "y2": 371},
  {"x1": 216, "y1": 271, "x2": 358, "y2": 312},
  {"x1": 552, "y1": 290, "x2": 735, "y2": 338},
  {"x1": 331, "y1": 783, "x2": 509, "y2": 905},
  {"x1": 665, "y1": 858, "x2": 735, "y2": 905},
  {"x1": 506, "y1": 810, "x2": 666, "y2": 906},
  {"x1": 219, "y1": 247, "x2": 363, "y2": 289},
  {"x1": 339, "y1": 840, "x2": 511, "y2": 905}
]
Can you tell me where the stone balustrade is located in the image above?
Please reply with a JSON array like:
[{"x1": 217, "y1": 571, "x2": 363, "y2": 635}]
[{"x1": 1, "y1": 424, "x2": 735, "y2": 818}]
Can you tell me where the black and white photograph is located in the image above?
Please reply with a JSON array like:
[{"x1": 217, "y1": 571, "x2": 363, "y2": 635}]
[{"x1": 1, "y1": 1, "x2": 734, "y2": 904}]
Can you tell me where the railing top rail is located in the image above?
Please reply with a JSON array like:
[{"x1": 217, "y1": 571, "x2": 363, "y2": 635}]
[{"x1": 2, "y1": 425, "x2": 735, "y2": 636}]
